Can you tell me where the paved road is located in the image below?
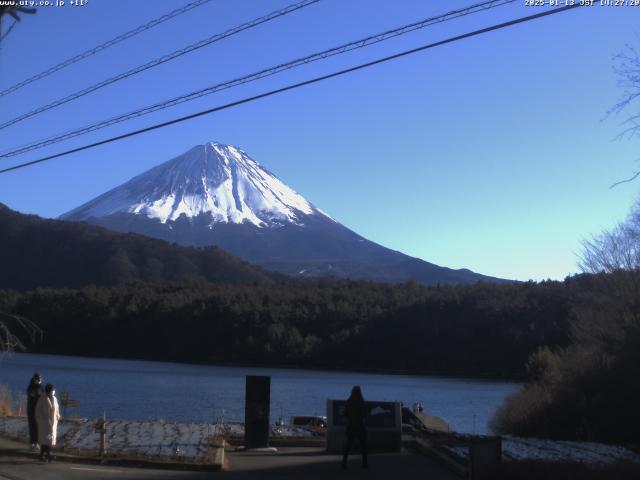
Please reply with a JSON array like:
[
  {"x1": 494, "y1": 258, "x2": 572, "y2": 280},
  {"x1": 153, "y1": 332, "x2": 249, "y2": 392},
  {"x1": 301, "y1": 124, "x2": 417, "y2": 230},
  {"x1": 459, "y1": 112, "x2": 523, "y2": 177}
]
[{"x1": 0, "y1": 438, "x2": 458, "y2": 480}]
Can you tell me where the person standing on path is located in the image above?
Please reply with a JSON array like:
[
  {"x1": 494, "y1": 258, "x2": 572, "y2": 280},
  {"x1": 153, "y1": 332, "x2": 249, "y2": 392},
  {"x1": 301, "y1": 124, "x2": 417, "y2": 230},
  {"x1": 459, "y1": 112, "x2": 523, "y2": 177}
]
[
  {"x1": 341, "y1": 385, "x2": 368, "y2": 469},
  {"x1": 35, "y1": 383, "x2": 60, "y2": 463},
  {"x1": 26, "y1": 372, "x2": 42, "y2": 452}
]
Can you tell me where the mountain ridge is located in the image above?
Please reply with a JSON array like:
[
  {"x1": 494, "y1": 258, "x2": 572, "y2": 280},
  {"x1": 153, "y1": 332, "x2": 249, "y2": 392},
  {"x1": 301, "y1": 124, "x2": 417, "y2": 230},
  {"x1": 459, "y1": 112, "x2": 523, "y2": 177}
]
[{"x1": 61, "y1": 141, "x2": 507, "y2": 285}]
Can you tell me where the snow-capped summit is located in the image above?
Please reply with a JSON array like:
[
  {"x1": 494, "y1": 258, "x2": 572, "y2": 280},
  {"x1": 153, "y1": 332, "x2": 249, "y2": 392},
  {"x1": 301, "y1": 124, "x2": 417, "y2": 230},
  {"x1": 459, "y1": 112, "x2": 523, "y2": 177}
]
[
  {"x1": 61, "y1": 142, "x2": 324, "y2": 227},
  {"x1": 61, "y1": 141, "x2": 504, "y2": 286}
]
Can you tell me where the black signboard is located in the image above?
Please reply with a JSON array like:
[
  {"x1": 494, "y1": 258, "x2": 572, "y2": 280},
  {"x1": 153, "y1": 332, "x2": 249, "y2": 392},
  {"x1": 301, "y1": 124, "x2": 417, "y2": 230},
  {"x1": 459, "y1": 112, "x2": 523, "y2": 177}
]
[
  {"x1": 244, "y1": 375, "x2": 271, "y2": 448},
  {"x1": 332, "y1": 400, "x2": 398, "y2": 429}
]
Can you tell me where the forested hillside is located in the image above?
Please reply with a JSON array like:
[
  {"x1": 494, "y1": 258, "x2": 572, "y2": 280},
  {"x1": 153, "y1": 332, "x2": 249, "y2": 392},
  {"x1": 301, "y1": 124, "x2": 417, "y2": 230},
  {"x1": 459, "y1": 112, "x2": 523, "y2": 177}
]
[
  {"x1": 0, "y1": 278, "x2": 577, "y2": 378},
  {"x1": 0, "y1": 203, "x2": 278, "y2": 289}
]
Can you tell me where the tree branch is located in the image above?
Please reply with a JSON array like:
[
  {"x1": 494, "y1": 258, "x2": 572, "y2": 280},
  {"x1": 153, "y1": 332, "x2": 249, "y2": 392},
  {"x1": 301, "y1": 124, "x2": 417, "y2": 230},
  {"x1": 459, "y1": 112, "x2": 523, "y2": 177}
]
[{"x1": 0, "y1": 311, "x2": 41, "y2": 354}]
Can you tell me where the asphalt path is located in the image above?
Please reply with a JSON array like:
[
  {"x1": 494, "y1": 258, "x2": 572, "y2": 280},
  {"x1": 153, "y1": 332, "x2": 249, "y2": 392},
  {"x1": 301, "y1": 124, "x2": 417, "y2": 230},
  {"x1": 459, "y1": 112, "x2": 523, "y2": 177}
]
[{"x1": 0, "y1": 437, "x2": 458, "y2": 480}]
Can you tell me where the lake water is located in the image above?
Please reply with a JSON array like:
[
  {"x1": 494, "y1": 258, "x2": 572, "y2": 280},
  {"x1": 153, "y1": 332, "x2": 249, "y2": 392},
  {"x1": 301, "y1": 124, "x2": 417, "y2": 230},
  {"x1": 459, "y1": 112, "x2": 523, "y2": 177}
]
[{"x1": 0, "y1": 353, "x2": 519, "y2": 435}]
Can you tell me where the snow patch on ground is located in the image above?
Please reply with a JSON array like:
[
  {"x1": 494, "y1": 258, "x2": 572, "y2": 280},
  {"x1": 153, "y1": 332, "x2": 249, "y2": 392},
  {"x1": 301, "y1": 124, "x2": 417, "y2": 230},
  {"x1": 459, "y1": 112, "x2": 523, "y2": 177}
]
[
  {"x1": 0, "y1": 415, "x2": 76, "y2": 444},
  {"x1": 438, "y1": 435, "x2": 640, "y2": 466},
  {"x1": 502, "y1": 436, "x2": 640, "y2": 465},
  {"x1": 65, "y1": 420, "x2": 217, "y2": 460},
  {"x1": 0, "y1": 416, "x2": 317, "y2": 462}
]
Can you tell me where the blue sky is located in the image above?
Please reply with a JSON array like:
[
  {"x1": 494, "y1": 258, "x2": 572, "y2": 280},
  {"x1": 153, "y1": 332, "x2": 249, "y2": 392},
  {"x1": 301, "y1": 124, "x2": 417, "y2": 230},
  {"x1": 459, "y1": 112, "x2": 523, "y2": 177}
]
[{"x1": 0, "y1": 0, "x2": 639, "y2": 281}]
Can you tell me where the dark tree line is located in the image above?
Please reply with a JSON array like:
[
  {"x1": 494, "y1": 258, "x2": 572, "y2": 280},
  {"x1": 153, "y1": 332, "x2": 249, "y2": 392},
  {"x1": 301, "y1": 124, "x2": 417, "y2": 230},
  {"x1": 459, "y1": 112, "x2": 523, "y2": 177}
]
[
  {"x1": 0, "y1": 203, "x2": 279, "y2": 290},
  {"x1": 492, "y1": 271, "x2": 640, "y2": 443},
  {"x1": 0, "y1": 277, "x2": 582, "y2": 379}
]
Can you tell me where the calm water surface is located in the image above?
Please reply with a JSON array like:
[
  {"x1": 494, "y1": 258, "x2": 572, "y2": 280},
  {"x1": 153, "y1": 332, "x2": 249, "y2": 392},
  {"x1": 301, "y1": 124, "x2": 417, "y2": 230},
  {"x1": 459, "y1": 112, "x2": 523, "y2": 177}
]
[{"x1": 0, "y1": 353, "x2": 518, "y2": 434}]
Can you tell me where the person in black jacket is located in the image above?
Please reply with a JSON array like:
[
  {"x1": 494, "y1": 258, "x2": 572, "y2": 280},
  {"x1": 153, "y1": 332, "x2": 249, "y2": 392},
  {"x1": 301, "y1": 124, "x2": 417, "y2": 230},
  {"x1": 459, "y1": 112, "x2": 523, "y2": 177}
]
[
  {"x1": 26, "y1": 372, "x2": 42, "y2": 451},
  {"x1": 341, "y1": 385, "x2": 368, "y2": 469}
]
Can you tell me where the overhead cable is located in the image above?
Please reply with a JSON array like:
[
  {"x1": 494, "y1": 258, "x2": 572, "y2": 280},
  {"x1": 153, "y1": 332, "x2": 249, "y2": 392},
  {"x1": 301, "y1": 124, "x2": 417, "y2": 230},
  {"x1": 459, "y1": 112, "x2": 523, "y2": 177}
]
[
  {"x1": 0, "y1": 0, "x2": 321, "y2": 130},
  {"x1": 0, "y1": 0, "x2": 215, "y2": 97},
  {"x1": 0, "y1": 0, "x2": 516, "y2": 158},
  {"x1": 0, "y1": 4, "x2": 584, "y2": 176}
]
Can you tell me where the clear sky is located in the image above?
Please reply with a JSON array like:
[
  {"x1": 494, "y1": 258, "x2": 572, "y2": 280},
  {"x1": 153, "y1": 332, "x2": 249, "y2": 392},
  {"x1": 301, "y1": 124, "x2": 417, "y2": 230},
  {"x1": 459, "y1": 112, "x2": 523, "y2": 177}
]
[{"x1": 0, "y1": 0, "x2": 639, "y2": 281}]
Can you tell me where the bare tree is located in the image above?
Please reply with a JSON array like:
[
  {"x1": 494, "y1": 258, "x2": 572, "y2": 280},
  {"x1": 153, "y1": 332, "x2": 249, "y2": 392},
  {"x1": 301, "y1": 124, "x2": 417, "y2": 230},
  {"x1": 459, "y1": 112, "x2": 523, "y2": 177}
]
[
  {"x1": 577, "y1": 197, "x2": 640, "y2": 360},
  {"x1": 579, "y1": 198, "x2": 640, "y2": 273},
  {"x1": 608, "y1": 44, "x2": 640, "y2": 187},
  {"x1": 609, "y1": 44, "x2": 640, "y2": 139},
  {"x1": 0, "y1": 5, "x2": 36, "y2": 44},
  {"x1": 0, "y1": 311, "x2": 40, "y2": 354}
]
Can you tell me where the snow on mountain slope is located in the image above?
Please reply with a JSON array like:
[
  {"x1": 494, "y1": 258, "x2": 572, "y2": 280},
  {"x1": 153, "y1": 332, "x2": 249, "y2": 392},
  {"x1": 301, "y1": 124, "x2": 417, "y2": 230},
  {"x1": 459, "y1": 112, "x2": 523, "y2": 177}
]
[
  {"x1": 61, "y1": 142, "x2": 325, "y2": 227},
  {"x1": 60, "y1": 140, "x2": 506, "y2": 285}
]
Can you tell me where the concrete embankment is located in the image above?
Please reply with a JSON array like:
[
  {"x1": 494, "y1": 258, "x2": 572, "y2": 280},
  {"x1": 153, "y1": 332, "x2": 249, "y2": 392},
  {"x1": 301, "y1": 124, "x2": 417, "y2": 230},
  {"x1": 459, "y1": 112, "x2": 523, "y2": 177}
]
[
  {"x1": 3, "y1": 414, "x2": 640, "y2": 473},
  {"x1": 0, "y1": 416, "x2": 462, "y2": 479},
  {"x1": 0, "y1": 415, "x2": 224, "y2": 469},
  {"x1": 0, "y1": 415, "x2": 320, "y2": 469}
]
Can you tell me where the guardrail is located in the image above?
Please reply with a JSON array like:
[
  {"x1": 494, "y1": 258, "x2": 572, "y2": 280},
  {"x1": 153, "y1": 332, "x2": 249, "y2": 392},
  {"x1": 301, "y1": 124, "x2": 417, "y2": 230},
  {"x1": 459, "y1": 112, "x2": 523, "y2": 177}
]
[{"x1": 403, "y1": 427, "x2": 502, "y2": 479}]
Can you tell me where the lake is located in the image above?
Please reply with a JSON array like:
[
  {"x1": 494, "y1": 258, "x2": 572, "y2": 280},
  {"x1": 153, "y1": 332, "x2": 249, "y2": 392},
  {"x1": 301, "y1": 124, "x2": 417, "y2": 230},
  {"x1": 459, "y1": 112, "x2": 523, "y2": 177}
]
[{"x1": 0, "y1": 353, "x2": 518, "y2": 434}]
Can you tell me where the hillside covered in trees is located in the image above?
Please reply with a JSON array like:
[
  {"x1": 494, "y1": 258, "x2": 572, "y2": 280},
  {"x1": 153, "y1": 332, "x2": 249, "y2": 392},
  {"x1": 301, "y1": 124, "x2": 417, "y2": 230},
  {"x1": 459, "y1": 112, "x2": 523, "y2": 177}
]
[
  {"x1": 1, "y1": 277, "x2": 581, "y2": 378},
  {"x1": 0, "y1": 203, "x2": 279, "y2": 289}
]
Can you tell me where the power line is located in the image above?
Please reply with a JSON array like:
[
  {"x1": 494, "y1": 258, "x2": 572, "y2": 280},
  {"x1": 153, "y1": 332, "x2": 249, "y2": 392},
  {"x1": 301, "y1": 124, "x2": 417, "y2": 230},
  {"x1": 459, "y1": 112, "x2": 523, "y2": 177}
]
[
  {"x1": 0, "y1": 0, "x2": 215, "y2": 98},
  {"x1": 0, "y1": 18, "x2": 17, "y2": 44},
  {"x1": 0, "y1": 0, "x2": 517, "y2": 159},
  {"x1": 0, "y1": 3, "x2": 584, "y2": 176},
  {"x1": 0, "y1": 0, "x2": 321, "y2": 130}
]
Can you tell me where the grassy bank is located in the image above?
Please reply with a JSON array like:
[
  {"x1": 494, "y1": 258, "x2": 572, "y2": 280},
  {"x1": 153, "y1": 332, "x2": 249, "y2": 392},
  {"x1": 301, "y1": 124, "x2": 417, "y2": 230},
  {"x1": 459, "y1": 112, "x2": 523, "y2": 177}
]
[{"x1": 0, "y1": 384, "x2": 15, "y2": 416}]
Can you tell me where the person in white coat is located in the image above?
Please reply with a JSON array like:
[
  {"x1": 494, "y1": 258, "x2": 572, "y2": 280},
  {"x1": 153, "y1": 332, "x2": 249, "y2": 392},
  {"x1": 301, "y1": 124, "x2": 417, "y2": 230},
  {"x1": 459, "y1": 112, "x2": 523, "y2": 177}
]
[{"x1": 35, "y1": 383, "x2": 60, "y2": 462}]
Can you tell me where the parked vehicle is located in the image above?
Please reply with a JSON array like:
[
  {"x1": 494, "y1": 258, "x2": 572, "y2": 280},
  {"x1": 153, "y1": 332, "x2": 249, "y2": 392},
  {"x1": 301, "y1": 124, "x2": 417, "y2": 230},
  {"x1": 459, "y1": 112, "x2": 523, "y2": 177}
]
[{"x1": 290, "y1": 415, "x2": 328, "y2": 432}]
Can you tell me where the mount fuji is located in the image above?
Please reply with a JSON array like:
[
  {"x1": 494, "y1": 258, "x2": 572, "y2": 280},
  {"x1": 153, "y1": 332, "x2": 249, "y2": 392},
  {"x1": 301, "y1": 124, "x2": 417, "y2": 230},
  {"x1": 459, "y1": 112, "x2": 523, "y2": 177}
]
[{"x1": 61, "y1": 142, "x2": 501, "y2": 284}]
